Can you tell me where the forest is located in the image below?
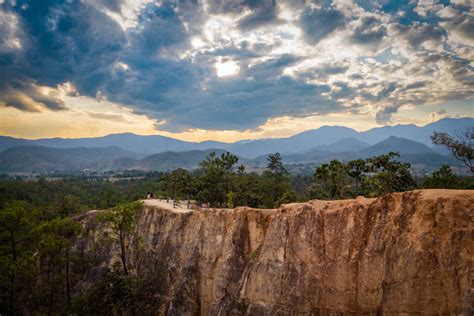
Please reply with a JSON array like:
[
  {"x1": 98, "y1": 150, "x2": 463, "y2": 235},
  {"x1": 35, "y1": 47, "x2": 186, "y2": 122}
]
[{"x1": 0, "y1": 148, "x2": 473, "y2": 314}]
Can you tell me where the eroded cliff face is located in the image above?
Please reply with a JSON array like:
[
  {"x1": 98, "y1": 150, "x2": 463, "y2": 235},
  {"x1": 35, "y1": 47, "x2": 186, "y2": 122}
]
[{"x1": 76, "y1": 190, "x2": 474, "y2": 315}]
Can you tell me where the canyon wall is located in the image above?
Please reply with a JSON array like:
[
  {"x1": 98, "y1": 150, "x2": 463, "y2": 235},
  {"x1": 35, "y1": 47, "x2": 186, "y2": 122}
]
[{"x1": 77, "y1": 190, "x2": 474, "y2": 315}]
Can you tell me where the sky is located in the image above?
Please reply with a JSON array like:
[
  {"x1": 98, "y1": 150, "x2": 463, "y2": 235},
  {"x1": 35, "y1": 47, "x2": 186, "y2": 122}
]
[{"x1": 0, "y1": 0, "x2": 473, "y2": 142}]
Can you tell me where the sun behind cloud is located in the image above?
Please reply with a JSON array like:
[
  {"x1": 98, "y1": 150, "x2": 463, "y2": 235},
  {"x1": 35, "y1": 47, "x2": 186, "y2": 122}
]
[
  {"x1": 215, "y1": 60, "x2": 240, "y2": 77},
  {"x1": 0, "y1": 0, "x2": 473, "y2": 140}
]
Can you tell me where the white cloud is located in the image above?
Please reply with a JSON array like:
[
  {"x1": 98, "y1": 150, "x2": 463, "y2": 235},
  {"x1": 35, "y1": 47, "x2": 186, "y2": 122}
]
[
  {"x1": 0, "y1": 11, "x2": 22, "y2": 52},
  {"x1": 430, "y1": 108, "x2": 449, "y2": 122},
  {"x1": 414, "y1": 0, "x2": 443, "y2": 17}
]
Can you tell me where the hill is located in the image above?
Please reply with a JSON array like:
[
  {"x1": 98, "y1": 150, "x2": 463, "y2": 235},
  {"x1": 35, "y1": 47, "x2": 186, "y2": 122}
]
[
  {"x1": 129, "y1": 149, "x2": 231, "y2": 171},
  {"x1": 0, "y1": 146, "x2": 236, "y2": 172},
  {"x1": 0, "y1": 146, "x2": 143, "y2": 172},
  {"x1": 357, "y1": 117, "x2": 474, "y2": 145},
  {"x1": 362, "y1": 136, "x2": 435, "y2": 156},
  {"x1": 1, "y1": 118, "x2": 471, "y2": 158},
  {"x1": 308, "y1": 137, "x2": 369, "y2": 153},
  {"x1": 252, "y1": 136, "x2": 460, "y2": 170}
]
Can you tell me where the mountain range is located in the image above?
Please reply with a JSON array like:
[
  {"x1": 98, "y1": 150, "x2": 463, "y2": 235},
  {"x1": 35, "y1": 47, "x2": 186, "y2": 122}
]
[
  {"x1": 0, "y1": 137, "x2": 463, "y2": 173},
  {"x1": 0, "y1": 118, "x2": 471, "y2": 172},
  {"x1": 1, "y1": 118, "x2": 472, "y2": 158}
]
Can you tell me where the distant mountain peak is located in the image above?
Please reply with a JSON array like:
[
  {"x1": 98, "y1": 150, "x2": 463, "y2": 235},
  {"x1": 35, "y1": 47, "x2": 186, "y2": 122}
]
[
  {"x1": 0, "y1": 117, "x2": 472, "y2": 158},
  {"x1": 365, "y1": 136, "x2": 434, "y2": 156}
]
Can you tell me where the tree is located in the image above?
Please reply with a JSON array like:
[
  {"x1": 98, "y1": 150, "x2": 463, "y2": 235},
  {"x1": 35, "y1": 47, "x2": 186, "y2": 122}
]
[
  {"x1": 234, "y1": 165, "x2": 251, "y2": 207},
  {"x1": 347, "y1": 159, "x2": 368, "y2": 193},
  {"x1": 424, "y1": 165, "x2": 459, "y2": 189},
  {"x1": 431, "y1": 129, "x2": 473, "y2": 172},
  {"x1": 72, "y1": 266, "x2": 139, "y2": 315},
  {"x1": 0, "y1": 201, "x2": 36, "y2": 315},
  {"x1": 313, "y1": 160, "x2": 349, "y2": 199},
  {"x1": 266, "y1": 153, "x2": 288, "y2": 205},
  {"x1": 197, "y1": 152, "x2": 226, "y2": 207},
  {"x1": 226, "y1": 191, "x2": 234, "y2": 209},
  {"x1": 57, "y1": 194, "x2": 81, "y2": 218},
  {"x1": 35, "y1": 218, "x2": 81, "y2": 313},
  {"x1": 363, "y1": 152, "x2": 415, "y2": 196},
  {"x1": 160, "y1": 173, "x2": 171, "y2": 202},
  {"x1": 98, "y1": 201, "x2": 142, "y2": 276},
  {"x1": 220, "y1": 152, "x2": 238, "y2": 207},
  {"x1": 168, "y1": 169, "x2": 190, "y2": 208}
]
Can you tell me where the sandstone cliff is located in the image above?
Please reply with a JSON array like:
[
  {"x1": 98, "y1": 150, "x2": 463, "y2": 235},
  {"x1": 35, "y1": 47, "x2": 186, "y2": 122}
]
[{"x1": 76, "y1": 190, "x2": 474, "y2": 315}]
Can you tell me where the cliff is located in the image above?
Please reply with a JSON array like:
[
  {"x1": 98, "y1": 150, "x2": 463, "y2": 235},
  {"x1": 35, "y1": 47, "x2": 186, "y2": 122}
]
[{"x1": 76, "y1": 190, "x2": 474, "y2": 315}]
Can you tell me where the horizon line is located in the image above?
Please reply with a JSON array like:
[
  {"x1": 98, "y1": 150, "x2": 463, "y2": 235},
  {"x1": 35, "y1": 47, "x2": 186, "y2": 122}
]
[{"x1": 1, "y1": 116, "x2": 472, "y2": 143}]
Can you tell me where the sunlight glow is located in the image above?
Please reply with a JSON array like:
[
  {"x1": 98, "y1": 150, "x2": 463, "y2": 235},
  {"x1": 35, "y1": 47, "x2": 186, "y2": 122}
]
[{"x1": 215, "y1": 60, "x2": 239, "y2": 77}]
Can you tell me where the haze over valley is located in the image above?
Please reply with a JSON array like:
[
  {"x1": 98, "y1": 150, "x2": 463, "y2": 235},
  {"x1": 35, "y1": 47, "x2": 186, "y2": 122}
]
[{"x1": 1, "y1": 117, "x2": 471, "y2": 173}]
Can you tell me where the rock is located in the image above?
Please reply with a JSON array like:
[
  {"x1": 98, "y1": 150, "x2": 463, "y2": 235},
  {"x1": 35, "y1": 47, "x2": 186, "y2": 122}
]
[{"x1": 76, "y1": 189, "x2": 474, "y2": 314}]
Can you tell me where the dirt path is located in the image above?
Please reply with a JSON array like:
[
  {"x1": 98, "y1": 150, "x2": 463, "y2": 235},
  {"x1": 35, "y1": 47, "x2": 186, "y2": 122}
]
[{"x1": 143, "y1": 199, "x2": 193, "y2": 214}]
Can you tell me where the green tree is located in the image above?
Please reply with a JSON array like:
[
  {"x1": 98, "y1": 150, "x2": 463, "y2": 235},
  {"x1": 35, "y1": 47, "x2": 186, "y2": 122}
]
[
  {"x1": 431, "y1": 129, "x2": 473, "y2": 172},
  {"x1": 168, "y1": 169, "x2": 190, "y2": 208},
  {"x1": 220, "y1": 152, "x2": 239, "y2": 206},
  {"x1": 57, "y1": 194, "x2": 81, "y2": 218},
  {"x1": 161, "y1": 173, "x2": 171, "y2": 202},
  {"x1": 35, "y1": 218, "x2": 81, "y2": 313},
  {"x1": 313, "y1": 160, "x2": 349, "y2": 199},
  {"x1": 72, "y1": 265, "x2": 139, "y2": 315},
  {"x1": 0, "y1": 201, "x2": 36, "y2": 315},
  {"x1": 197, "y1": 152, "x2": 226, "y2": 207},
  {"x1": 98, "y1": 201, "x2": 142, "y2": 276},
  {"x1": 266, "y1": 153, "x2": 288, "y2": 205},
  {"x1": 424, "y1": 165, "x2": 459, "y2": 189},
  {"x1": 347, "y1": 159, "x2": 368, "y2": 193},
  {"x1": 226, "y1": 191, "x2": 234, "y2": 209},
  {"x1": 234, "y1": 165, "x2": 250, "y2": 207},
  {"x1": 363, "y1": 152, "x2": 415, "y2": 196}
]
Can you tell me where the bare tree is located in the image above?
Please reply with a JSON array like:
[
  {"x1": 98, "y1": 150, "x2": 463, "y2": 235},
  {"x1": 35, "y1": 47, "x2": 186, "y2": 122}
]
[{"x1": 431, "y1": 128, "x2": 473, "y2": 172}]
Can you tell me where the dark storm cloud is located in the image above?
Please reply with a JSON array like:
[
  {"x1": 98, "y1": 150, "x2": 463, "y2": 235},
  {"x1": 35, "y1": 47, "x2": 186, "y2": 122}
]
[{"x1": 299, "y1": 5, "x2": 346, "y2": 45}]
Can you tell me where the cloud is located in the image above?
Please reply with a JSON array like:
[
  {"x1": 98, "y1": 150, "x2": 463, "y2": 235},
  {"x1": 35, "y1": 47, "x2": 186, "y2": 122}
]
[
  {"x1": 440, "y1": 9, "x2": 474, "y2": 45},
  {"x1": 0, "y1": 10, "x2": 22, "y2": 53},
  {"x1": 393, "y1": 22, "x2": 446, "y2": 51},
  {"x1": 0, "y1": 81, "x2": 68, "y2": 112},
  {"x1": 130, "y1": 4, "x2": 189, "y2": 54},
  {"x1": 299, "y1": 6, "x2": 346, "y2": 45},
  {"x1": 0, "y1": 0, "x2": 126, "y2": 94},
  {"x1": 430, "y1": 108, "x2": 449, "y2": 122},
  {"x1": 237, "y1": 0, "x2": 280, "y2": 30},
  {"x1": 350, "y1": 16, "x2": 387, "y2": 47},
  {"x1": 375, "y1": 104, "x2": 400, "y2": 124},
  {"x1": 0, "y1": 0, "x2": 473, "y2": 136},
  {"x1": 414, "y1": 0, "x2": 443, "y2": 17}
]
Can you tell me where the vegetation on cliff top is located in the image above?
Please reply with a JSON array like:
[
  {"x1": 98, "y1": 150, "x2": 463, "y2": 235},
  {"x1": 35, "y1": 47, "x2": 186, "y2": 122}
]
[{"x1": 0, "y1": 131, "x2": 472, "y2": 313}]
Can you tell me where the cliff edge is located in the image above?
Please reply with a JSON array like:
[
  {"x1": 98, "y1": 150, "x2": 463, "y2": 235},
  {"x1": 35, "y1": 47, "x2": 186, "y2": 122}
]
[{"x1": 77, "y1": 189, "x2": 474, "y2": 315}]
